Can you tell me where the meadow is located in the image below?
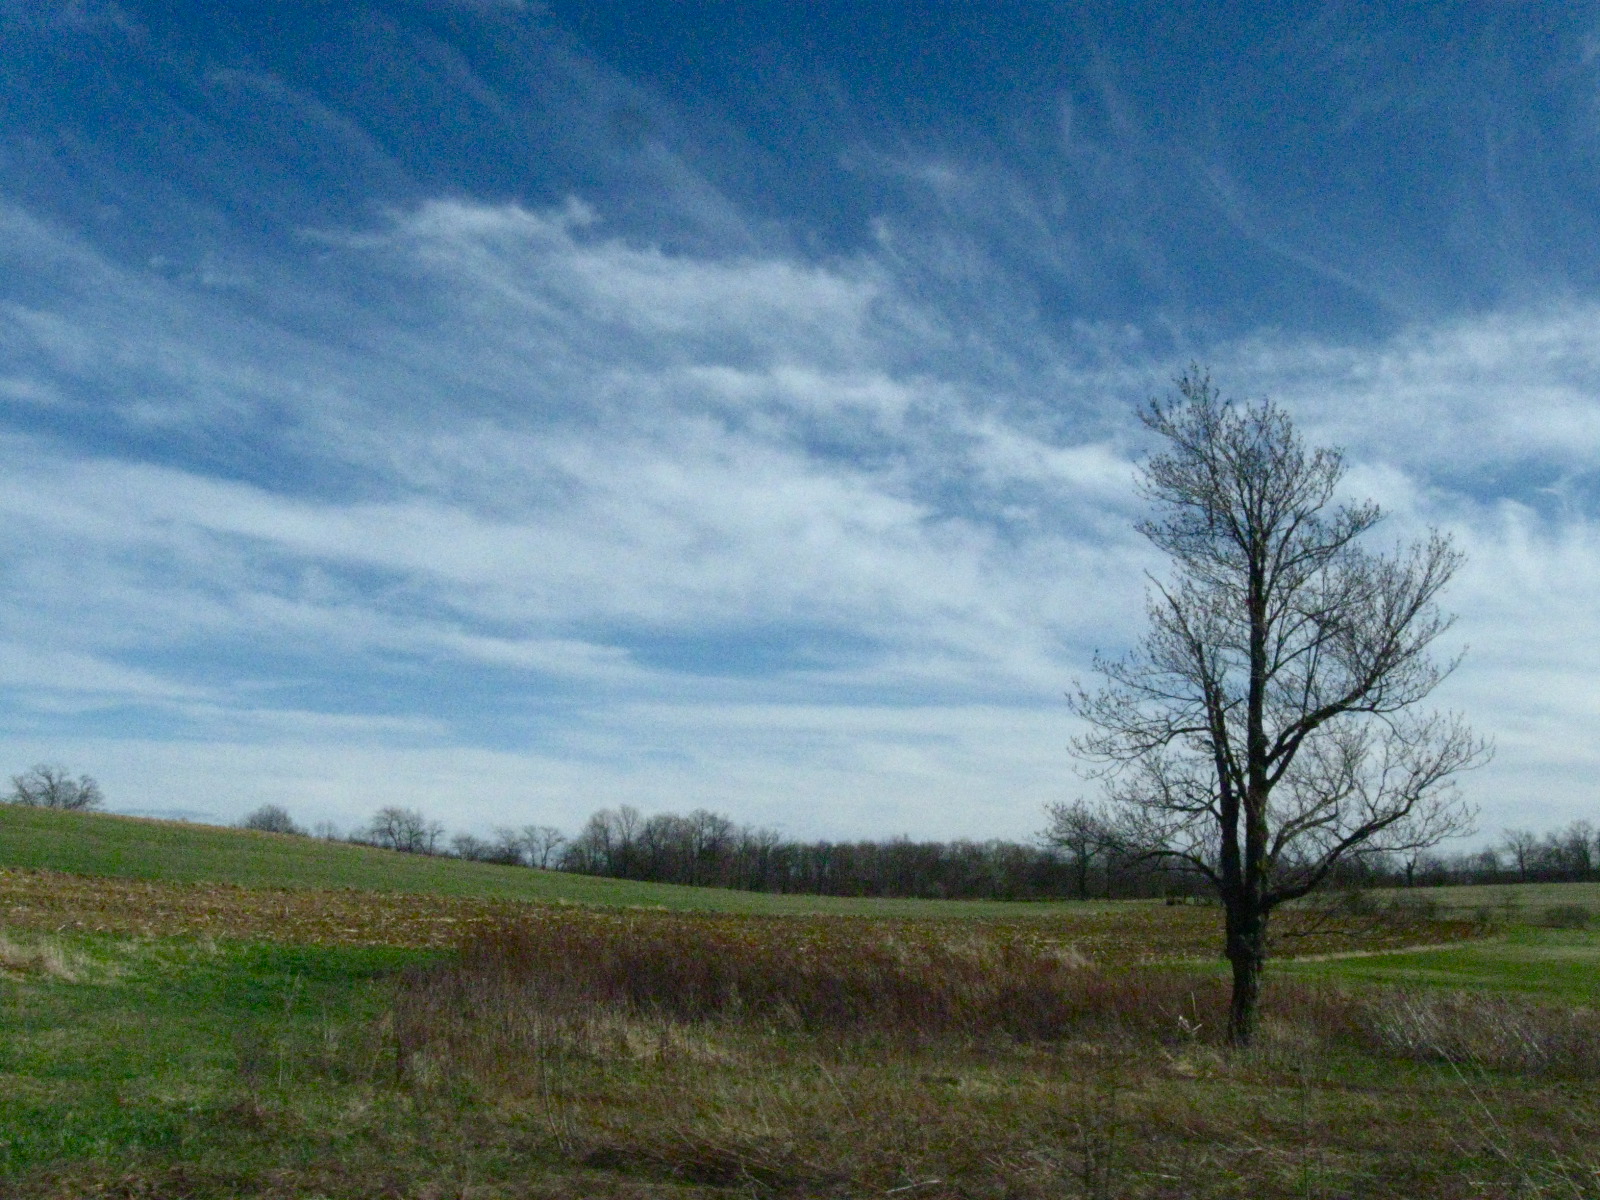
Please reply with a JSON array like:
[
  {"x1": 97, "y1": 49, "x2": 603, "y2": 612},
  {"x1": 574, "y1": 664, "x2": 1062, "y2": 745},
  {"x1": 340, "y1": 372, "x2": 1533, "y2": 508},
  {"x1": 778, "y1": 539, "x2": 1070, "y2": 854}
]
[
  {"x1": 1, "y1": 807, "x2": 1597, "y2": 1198},
  {"x1": 0, "y1": 804, "x2": 1122, "y2": 918}
]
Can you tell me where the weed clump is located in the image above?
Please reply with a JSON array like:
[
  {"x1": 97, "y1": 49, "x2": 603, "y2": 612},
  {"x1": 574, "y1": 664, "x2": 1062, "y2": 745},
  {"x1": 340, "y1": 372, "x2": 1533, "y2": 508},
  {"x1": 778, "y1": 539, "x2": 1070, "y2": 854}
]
[
  {"x1": 1356, "y1": 988, "x2": 1600, "y2": 1077},
  {"x1": 0, "y1": 933, "x2": 85, "y2": 981},
  {"x1": 1538, "y1": 902, "x2": 1593, "y2": 929},
  {"x1": 395, "y1": 913, "x2": 1232, "y2": 1055}
]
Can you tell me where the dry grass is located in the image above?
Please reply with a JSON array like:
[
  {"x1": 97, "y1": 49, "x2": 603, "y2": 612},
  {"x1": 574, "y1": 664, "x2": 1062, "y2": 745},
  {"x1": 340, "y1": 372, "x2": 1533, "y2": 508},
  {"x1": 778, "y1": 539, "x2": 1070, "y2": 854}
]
[
  {"x1": 0, "y1": 866, "x2": 1486, "y2": 958},
  {"x1": 0, "y1": 905, "x2": 1590, "y2": 1199},
  {"x1": 1353, "y1": 988, "x2": 1600, "y2": 1077},
  {"x1": 0, "y1": 932, "x2": 88, "y2": 982},
  {"x1": 395, "y1": 915, "x2": 1229, "y2": 1055},
  {"x1": 6, "y1": 870, "x2": 1576, "y2": 1200},
  {"x1": 372, "y1": 915, "x2": 1600, "y2": 1199}
]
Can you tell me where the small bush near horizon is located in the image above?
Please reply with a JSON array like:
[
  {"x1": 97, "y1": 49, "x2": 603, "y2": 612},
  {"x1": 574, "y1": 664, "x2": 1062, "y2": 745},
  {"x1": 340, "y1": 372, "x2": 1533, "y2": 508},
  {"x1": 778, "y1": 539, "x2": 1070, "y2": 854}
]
[{"x1": 238, "y1": 804, "x2": 304, "y2": 836}]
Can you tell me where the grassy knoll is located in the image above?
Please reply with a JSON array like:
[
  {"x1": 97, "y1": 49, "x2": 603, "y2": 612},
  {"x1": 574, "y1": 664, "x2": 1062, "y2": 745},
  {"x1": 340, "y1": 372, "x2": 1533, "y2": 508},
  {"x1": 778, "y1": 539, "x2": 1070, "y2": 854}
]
[
  {"x1": 0, "y1": 805, "x2": 1103, "y2": 917},
  {"x1": 1278, "y1": 880, "x2": 1600, "y2": 1007},
  {"x1": 0, "y1": 931, "x2": 427, "y2": 1188}
]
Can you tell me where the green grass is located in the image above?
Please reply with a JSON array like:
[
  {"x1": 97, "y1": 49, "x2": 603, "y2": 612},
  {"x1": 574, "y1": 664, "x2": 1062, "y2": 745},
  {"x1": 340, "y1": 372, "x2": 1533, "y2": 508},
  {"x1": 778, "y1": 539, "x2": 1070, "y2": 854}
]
[
  {"x1": 1373, "y1": 879, "x2": 1600, "y2": 918},
  {"x1": 1282, "y1": 925, "x2": 1600, "y2": 1006},
  {"x1": 4, "y1": 925, "x2": 1595, "y2": 1199},
  {"x1": 0, "y1": 805, "x2": 1107, "y2": 917},
  {"x1": 0, "y1": 932, "x2": 424, "y2": 1179}
]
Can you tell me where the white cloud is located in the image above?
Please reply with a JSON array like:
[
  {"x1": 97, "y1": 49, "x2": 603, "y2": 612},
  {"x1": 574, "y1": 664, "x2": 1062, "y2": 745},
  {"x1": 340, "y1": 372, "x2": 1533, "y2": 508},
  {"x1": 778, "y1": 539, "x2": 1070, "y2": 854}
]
[
  {"x1": 1218, "y1": 303, "x2": 1600, "y2": 474},
  {"x1": 0, "y1": 643, "x2": 210, "y2": 707},
  {"x1": 5, "y1": 190, "x2": 1600, "y2": 841}
]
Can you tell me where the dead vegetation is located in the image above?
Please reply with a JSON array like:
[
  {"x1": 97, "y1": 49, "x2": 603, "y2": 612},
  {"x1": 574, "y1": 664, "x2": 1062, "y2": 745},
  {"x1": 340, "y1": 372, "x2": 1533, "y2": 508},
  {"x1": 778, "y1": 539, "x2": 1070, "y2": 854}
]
[
  {"x1": 8, "y1": 870, "x2": 1587, "y2": 1199},
  {"x1": 0, "y1": 932, "x2": 87, "y2": 982},
  {"x1": 366, "y1": 915, "x2": 1600, "y2": 1199},
  {"x1": 0, "y1": 866, "x2": 1484, "y2": 956}
]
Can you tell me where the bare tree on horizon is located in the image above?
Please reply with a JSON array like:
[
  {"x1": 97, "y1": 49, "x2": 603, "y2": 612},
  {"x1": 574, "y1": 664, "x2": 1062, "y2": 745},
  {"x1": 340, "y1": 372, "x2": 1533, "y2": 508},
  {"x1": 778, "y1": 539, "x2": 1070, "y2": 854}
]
[{"x1": 6, "y1": 764, "x2": 103, "y2": 811}]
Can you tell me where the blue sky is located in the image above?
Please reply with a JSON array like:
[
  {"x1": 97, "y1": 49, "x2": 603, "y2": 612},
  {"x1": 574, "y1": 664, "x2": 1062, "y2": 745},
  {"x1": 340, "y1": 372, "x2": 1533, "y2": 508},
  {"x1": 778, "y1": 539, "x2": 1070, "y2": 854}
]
[{"x1": 2, "y1": 0, "x2": 1599, "y2": 841}]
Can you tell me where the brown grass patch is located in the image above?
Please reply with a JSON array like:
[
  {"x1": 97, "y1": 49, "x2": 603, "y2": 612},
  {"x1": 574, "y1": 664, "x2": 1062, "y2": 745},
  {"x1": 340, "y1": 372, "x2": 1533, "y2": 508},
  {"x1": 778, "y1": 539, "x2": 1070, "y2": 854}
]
[
  {"x1": 0, "y1": 866, "x2": 1484, "y2": 958},
  {"x1": 0, "y1": 932, "x2": 87, "y2": 981},
  {"x1": 0, "y1": 867, "x2": 536, "y2": 948},
  {"x1": 378, "y1": 914, "x2": 1600, "y2": 1199}
]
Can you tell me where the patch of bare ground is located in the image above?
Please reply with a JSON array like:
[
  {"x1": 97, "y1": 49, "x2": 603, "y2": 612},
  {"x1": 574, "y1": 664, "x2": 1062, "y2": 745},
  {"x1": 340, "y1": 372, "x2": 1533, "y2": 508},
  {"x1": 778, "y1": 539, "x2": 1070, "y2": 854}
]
[{"x1": 0, "y1": 866, "x2": 1484, "y2": 958}]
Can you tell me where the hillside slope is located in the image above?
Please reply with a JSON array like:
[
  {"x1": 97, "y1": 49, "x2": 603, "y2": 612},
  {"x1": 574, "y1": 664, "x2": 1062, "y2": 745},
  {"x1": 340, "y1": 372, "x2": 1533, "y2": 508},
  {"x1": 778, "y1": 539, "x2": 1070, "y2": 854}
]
[{"x1": 0, "y1": 805, "x2": 1089, "y2": 917}]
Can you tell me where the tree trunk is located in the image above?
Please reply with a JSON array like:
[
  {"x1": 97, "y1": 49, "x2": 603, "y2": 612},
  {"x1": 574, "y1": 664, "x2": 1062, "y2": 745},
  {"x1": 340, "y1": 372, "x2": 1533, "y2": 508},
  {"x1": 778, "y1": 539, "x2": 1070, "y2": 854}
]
[{"x1": 1224, "y1": 900, "x2": 1268, "y2": 1046}]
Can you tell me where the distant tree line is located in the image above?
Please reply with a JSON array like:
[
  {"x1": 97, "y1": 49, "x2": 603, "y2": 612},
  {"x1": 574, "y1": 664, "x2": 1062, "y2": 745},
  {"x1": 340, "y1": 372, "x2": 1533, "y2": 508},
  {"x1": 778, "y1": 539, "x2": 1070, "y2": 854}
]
[
  {"x1": 555, "y1": 805, "x2": 1105, "y2": 900},
  {"x1": 1040, "y1": 801, "x2": 1600, "y2": 895},
  {"x1": 234, "y1": 800, "x2": 1596, "y2": 901},
  {"x1": 1360, "y1": 820, "x2": 1600, "y2": 888},
  {"x1": 235, "y1": 800, "x2": 1199, "y2": 900},
  {"x1": 241, "y1": 803, "x2": 569, "y2": 869},
  {"x1": 232, "y1": 799, "x2": 1114, "y2": 898},
  {"x1": 6, "y1": 780, "x2": 1593, "y2": 901}
]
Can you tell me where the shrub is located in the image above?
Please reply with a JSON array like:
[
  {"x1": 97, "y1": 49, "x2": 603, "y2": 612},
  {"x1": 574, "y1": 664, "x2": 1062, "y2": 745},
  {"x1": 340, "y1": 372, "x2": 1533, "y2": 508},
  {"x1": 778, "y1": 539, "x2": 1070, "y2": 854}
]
[{"x1": 239, "y1": 804, "x2": 304, "y2": 836}]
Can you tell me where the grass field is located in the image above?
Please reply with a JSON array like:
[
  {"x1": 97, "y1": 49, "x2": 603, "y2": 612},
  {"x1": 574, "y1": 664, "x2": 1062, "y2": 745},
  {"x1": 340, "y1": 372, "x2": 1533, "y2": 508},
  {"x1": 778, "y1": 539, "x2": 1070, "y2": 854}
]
[
  {"x1": 1288, "y1": 925, "x2": 1600, "y2": 1006},
  {"x1": 1285, "y1": 880, "x2": 1600, "y2": 1008},
  {"x1": 2, "y1": 805, "x2": 1598, "y2": 1198},
  {"x1": 1373, "y1": 879, "x2": 1600, "y2": 920},
  {"x1": 0, "y1": 805, "x2": 1112, "y2": 917}
]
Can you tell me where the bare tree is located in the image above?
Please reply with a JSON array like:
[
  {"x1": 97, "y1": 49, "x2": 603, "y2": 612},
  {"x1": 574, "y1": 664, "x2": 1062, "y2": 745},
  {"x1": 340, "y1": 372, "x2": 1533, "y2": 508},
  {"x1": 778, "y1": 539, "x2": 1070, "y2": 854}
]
[
  {"x1": 7, "y1": 764, "x2": 103, "y2": 811},
  {"x1": 365, "y1": 806, "x2": 445, "y2": 855},
  {"x1": 486, "y1": 827, "x2": 526, "y2": 865},
  {"x1": 450, "y1": 833, "x2": 493, "y2": 861},
  {"x1": 1501, "y1": 828, "x2": 1540, "y2": 882},
  {"x1": 445, "y1": 829, "x2": 526, "y2": 866},
  {"x1": 1552, "y1": 820, "x2": 1597, "y2": 879},
  {"x1": 1041, "y1": 799, "x2": 1119, "y2": 900},
  {"x1": 519, "y1": 824, "x2": 567, "y2": 870},
  {"x1": 240, "y1": 804, "x2": 304, "y2": 835},
  {"x1": 1072, "y1": 371, "x2": 1486, "y2": 1045},
  {"x1": 564, "y1": 806, "x2": 643, "y2": 876}
]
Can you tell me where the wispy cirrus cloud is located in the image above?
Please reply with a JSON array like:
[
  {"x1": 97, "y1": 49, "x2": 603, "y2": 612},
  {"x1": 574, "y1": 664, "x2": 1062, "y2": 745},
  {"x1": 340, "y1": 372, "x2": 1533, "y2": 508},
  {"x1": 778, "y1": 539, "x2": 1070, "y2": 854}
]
[{"x1": 4, "y1": 3, "x2": 1600, "y2": 842}]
